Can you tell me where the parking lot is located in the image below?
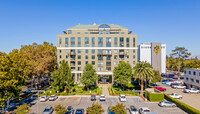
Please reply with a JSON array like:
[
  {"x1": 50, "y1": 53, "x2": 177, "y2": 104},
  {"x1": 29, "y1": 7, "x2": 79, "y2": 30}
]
[
  {"x1": 30, "y1": 96, "x2": 186, "y2": 114},
  {"x1": 159, "y1": 82, "x2": 200, "y2": 110}
]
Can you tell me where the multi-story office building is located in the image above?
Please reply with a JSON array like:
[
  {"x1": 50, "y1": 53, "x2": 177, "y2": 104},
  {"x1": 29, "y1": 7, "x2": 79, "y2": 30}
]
[
  {"x1": 138, "y1": 43, "x2": 166, "y2": 74},
  {"x1": 57, "y1": 24, "x2": 137, "y2": 84},
  {"x1": 184, "y1": 69, "x2": 200, "y2": 89}
]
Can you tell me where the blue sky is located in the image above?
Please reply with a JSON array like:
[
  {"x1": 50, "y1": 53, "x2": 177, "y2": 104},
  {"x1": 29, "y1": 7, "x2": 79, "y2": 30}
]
[{"x1": 0, "y1": 0, "x2": 200, "y2": 56}]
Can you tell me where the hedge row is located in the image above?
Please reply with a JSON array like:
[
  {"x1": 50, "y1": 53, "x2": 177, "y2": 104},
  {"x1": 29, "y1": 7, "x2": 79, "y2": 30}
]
[
  {"x1": 108, "y1": 87, "x2": 112, "y2": 95},
  {"x1": 164, "y1": 93, "x2": 200, "y2": 114},
  {"x1": 96, "y1": 88, "x2": 99, "y2": 95},
  {"x1": 146, "y1": 91, "x2": 164, "y2": 102},
  {"x1": 100, "y1": 87, "x2": 103, "y2": 94}
]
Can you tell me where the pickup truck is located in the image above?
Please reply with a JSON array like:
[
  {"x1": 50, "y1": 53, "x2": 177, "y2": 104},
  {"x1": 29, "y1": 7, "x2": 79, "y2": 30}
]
[
  {"x1": 169, "y1": 93, "x2": 182, "y2": 99},
  {"x1": 184, "y1": 88, "x2": 200, "y2": 93}
]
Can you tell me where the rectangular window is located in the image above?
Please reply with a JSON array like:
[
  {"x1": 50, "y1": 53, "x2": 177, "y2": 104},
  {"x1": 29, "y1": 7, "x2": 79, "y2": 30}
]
[
  {"x1": 133, "y1": 50, "x2": 135, "y2": 53},
  {"x1": 114, "y1": 37, "x2": 118, "y2": 47},
  {"x1": 133, "y1": 55, "x2": 135, "y2": 59},
  {"x1": 59, "y1": 38, "x2": 62, "y2": 47},
  {"x1": 78, "y1": 61, "x2": 81, "y2": 65},
  {"x1": 105, "y1": 30, "x2": 110, "y2": 34},
  {"x1": 121, "y1": 32, "x2": 124, "y2": 34},
  {"x1": 193, "y1": 71, "x2": 196, "y2": 75},
  {"x1": 85, "y1": 32, "x2": 88, "y2": 34},
  {"x1": 92, "y1": 50, "x2": 95, "y2": 53},
  {"x1": 78, "y1": 50, "x2": 81, "y2": 53},
  {"x1": 106, "y1": 37, "x2": 111, "y2": 47},
  {"x1": 114, "y1": 61, "x2": 118, "y2": 65},
  {"x1": 85, "y1": 37, "x2": 89, "y2": 47},
  {"x1": 92, "y1": 61, "x2": 95, "y2": 65},
  {"x1": 78, "y1": 67, "x2": 81, "y2": 71},
  {"x1": 98, "y1": 37, "x2": 103, "y2": 47},
  {"x1": 98, "y1": 50, "x2": 103, "y2": 54},
  {"x1": 85, "y1": 55, "x2": 88, "y2": 59},
  {"x1": 120, "y1": 37, "x2": 124, "y2": 47},
  {"x1": 78, "y1": 37, "x2": 81, "y2": 47},
  {"x1": 85, "y1": 50, "x2": 88, "y2": 53},
  {"x1": 126, "y1": 38, "x2": 129, "y2": 47},
  {"x1": 77, "y1": 32, "x2": 80, "y2": 34},
  {"x1": 114, "y1": 50, "x2": 118, "y2": 54},
  {"x1": 68, "y1": 30, "x2": 72, "y2": 34},
  {"x1": 98, "y1": 67, "x2": 103, "y2": 71},
  {"x1": 92, "y1": 37, "x2": 95, "y2": 47},
  {"x1": 127, "y1": 55, "x2": 129, "y2": 58},
  {"x1": 114, "y1": 55, "x2": 117, "y2": 59},
  {"x1": 65, "y1": 38, "x2": 68, "y2": 47},
  {"x1": 78, "y1": 55, "x2": 81, "y2": 59},
  {"x1": 133, "y1": 38, "x2": 135, "y2": 47},
  {"x1": 99, "y1": 30, "x2": 103, "y2": 34},
  {"x1": 71, "y1": 37, "x2": 75, "y2": 47},
  {"x1": 92, "y1": 55, "x2": 95, "y2": 59},
  {"x1": 196, "y1": 80, "x2": 199, "y2": 83},
  {"x1": 85, "y1": 61, "x2": 88, "y2": 64},
  {"x1": 106, "y1": 67, "x2": 111, "y2": 71},
  {"x1": 191, "y1": 78, "x2": 194, "y2": 82},
  {"x1": 106, "y1": 50, "x2": 111, "y2": 54}
]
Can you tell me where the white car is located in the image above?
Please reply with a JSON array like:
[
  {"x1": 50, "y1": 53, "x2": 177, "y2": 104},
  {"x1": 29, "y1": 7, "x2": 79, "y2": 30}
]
[
  {"x1": 49, "y1": 95, "x2": 58, "y2": 101},
  {"x1": 138, "y1": 107, "x2": 150, "y2": 114},
  {"x1": 158, "y1": 101, "x2": 176, "y2": 107},
  {"x1": 169, "y1": 93, "x2": 182, "y2": 99},
  {"x1": 173, "y1": 80, "x2": 183, "y2": 84},
  {"x1": 166, "y1": 82, "x2": 173, "y2": 86},
  {"x1": 40, "y1": 96, "x2": 49, "y2": 102},
  {"x1": 99, "y1": 95, "x2": 106, "y2": 101},
  {"x1": 119, "y1": 94, "x2": 127, "y2": 102},
  {"x1": 172, "y1": 85, "x2": 186, "y2": 89},
  {"x1": 184, "y1": 88, "x2": 200, "y2": 93}
]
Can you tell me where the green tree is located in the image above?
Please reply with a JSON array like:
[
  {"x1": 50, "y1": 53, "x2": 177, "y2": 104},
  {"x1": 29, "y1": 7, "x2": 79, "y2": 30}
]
[
  {"x1": 110, "y1": 103, "x2": 126, "y2": 114},
  {"x1": 154, "y1": 45, "x2": 161, "y2": 71},
  {"x1": 80, "y1": 64, "x2": 97, "y2": 91},
  {"x1": 151, "y1": 70, "x2": 162, "y2": 84},
  {"x1": 170, "y1": 47, "x2": 191, "y2": 79},
  {"x1": 113, "y1": 61, "x2": 132, "y2": 90},
  {"x1": 19, "y1": 42, "x2": 57, "y2": 88},
  {"x1": 133, "y1": 61, "x2": 154, "y2": 97},
  {"x1": 54, "y1": 104, "x2": 67, "y2": 114},
  {"x1": 51, "y1": 60, "x2": 73, "y2": 92},
  {"x1": 14, "y1": 103, "x2": 31, "y2": 114},
  {"x1": 86, "y1": 103, "x2": 104, "y2": 114}
]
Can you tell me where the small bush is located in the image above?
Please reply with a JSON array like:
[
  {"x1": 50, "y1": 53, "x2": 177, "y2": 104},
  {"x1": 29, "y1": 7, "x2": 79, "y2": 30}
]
[
  {"x1": 146, "y1": 91, "x2": 164, "y2": 102},
  {"x1": 164, "y1": 93, "x2": 200, "y2": 114},
  {"x1": 108, "y1": 87, "x2": 112, "y2": 95},
  {"x1": 97, "y1": 88, "x2": 99, "y2": 95},
  {"x1": 100, "y1": 87, "x2": 103, "y2": 94}
]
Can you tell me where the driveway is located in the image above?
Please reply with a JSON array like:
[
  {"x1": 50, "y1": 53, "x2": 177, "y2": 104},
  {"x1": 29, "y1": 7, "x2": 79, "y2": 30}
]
[{"x1": 158, "y1": 82, "x2": 200, "y2": 111}]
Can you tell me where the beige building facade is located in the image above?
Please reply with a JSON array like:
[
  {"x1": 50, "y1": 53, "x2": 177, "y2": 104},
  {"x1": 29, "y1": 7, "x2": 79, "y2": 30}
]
[{"x1": 57, "y1": 24, "x2": 137, "y2": 84}]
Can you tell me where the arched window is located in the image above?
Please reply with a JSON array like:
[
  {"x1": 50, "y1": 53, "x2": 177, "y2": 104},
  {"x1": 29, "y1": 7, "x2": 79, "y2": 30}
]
[{"x1": 99, "y1": 24, "x2": 110, "y2": 29}]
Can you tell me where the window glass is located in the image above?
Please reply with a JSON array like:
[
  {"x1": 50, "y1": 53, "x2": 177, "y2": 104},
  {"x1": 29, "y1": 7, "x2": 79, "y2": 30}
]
[
  {"x1": 133, "y1": 38, "x2": 135, "y2": 47},
  {"x1": 78, "y1": 50, "x2": 81, "y2": 53},
  {"x1": 68, "y1": 30, "x2": 72, "y2": 34},
  {"x1": 126, "y1": 38, "x2": 129, "y2": 47},
  {"x1": 85, "y1": 50, "x2": 88, "y2": 53},
  {"x1": 120, "y1": 37, "x2": 124, "y2": 47},
  {"x1": 85, "y1": 37, "x2": 89, "y2": 47},
  {"x1": 114, "y1": 37, "x2": 118, "y2": 47},
  {"x1": 59, "y1": 38, "x2": 62, "y2": 47},
  {"x1": 85, "y1": 55, "x2": 88, "y2": 59},
  {"x1": 106, "y1": 37, "x2": 111, "y2": 47},
  {"x1": 78, "y1": 37, "x2": 81, "y2": 47},
  {"x1": 92, "y1": 37, "x2": 95, "y2": 47},
  {"x1": 71, "y1": 37, "x2": 75, "y2": 47},
  {"x1": 98, "y1": 37, "x2": 103, "y2": 47},
  {"x1": 65, "y1": 38, "x2": 68, "y2": 47},
  {"x1": 92, "y1": 49, "x2": 95, "y2": 53},
  {"x1": 77, "y1": 32, "x2": 80, "y2": 34}
]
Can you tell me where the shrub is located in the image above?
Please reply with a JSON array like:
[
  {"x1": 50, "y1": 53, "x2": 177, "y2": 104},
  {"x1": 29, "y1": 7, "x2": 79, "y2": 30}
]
[
  {"x1": 108, "y1": 87, "x2": 112, "y2": 95},
  {"x1": 164, "y1": 93, "x2": 200, "y2": 114},
  {"x1": 146, "y1": 91, "x2": 164, "y2": 102},
  {"x1": 100, "y1": 87, "x2": 103, "y2": 94},
  {"x1": 97, "y1": 87, "x2": 99, "y2": 95}
]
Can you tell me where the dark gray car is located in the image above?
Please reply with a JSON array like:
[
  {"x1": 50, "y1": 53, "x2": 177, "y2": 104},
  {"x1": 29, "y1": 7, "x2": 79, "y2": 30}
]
[
  {"x1": 91, "y1": 95, "x2": 96, "y2": 101},
  {"x1": 43, "y1": 106, "x2": 53, "y2": 114}
]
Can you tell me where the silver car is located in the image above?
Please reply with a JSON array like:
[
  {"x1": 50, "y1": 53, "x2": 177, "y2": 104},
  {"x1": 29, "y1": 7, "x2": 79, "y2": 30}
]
[
  {"x1": 43, "y1": 106, "x2": 53, "y2": 114},
  {"x1": 158, "y1": 101, "x2": 176, "y2": 107}
]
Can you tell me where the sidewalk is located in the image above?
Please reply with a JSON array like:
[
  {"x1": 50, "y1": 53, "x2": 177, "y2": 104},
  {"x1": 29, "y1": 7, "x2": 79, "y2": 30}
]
[{"x1": 102, "y1": 86, "x2": 110, "y2": 97}]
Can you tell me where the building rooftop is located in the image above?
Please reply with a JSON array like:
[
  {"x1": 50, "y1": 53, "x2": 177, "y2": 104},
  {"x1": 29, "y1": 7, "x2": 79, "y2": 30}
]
[{"x1": 67, "y1": 24, "x2": 128, "y2": 30}]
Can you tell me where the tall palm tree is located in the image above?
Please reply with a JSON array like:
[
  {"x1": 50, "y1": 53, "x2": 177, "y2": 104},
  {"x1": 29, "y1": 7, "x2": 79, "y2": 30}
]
[{"x1": 133, "y1": 61, "x2": 154, "y2": 97}]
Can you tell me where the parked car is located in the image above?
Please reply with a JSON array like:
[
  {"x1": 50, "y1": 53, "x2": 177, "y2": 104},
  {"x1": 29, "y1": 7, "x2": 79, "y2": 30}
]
[
  {"x1": 169, "y1": 93, "x2": 182, "y2": 99},
  {"x1": 108, "y1": 107, "x2": 115, "y2": 114},
  {"x1": 42, "y1": 106, "x2": 53, "y2": 114},
  {"x1": 65, "y1": 106, "x2": 74, "y2": 114},
  {"x1": 180, "y1": 77, "x2": 184, "y2": 79},
  {"x1": 184, "y1": 88, "x2": 200, "y2": 93},
  {"x1": 129, "y1": 105, "x2": 138, "y2": 114},
  {"x1": 138, "y1": 107, "x2": 150, "y2": 114},
  {"x1": 154, "y1": 87, "x2": 166, "y2": 91},
  {"x1": 49, "y1": 95, "x2": 58, "y2": 101},
  {"x1": 162, "y1": 81, "x2": 170, "y2": 84},
  {"x1": 166, "y1": 81, "x2": 173, "y2": 86},
  {"x1": 150, "y1": 84, "x2": 158, "y2": 87},
  {"x1": 100, "y1": 95, "x2": 106, "y2": 101},
  {"x1": 158, "y1": 101, "x2": 176, "y2": 107},
  {"x1": 91, "y1": 95, "x2": 96, "y2": 101},
  {"x1": 173, "y1": 80, "x2": 183, "y2": 84},
  {"x1": 119, "y1": 94, "x2": 127, "y2": 102},
  {"x1": 172, "y1": 85, "x2": 186, "y2": 89},
  {"x1": 40, "y1": 96, "x2": 49, "y2": 102},
  {"x1": 75, "y1": 109, "x2": 84, "y2": 114},
  {"x1": 170, "y1": 83, "x2": 179, "y2": 87}
]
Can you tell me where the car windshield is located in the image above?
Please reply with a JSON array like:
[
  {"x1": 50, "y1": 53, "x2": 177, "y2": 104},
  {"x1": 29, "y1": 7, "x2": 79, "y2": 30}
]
[
  {"x1": 101, "y1": 96, "x2": 105, "y2": 98},
  {"x1": 144, "y1": 110, "x2": 150, "y2": 112},
  {"x1": 131, "y1": 109, "x2": 137, "y2": 111},
  {"x1": 44, "y1": 108, "x2": 50, "y2": 112},
  {"x1": 121, "y1": 96, "x2": 126, "y2": 98},
  {"x1": 41, "y1": 97, "x2": 45, "y2": 98},
  {"x1": 75, "y1": 110, "x2": 83, "y2": 114}
]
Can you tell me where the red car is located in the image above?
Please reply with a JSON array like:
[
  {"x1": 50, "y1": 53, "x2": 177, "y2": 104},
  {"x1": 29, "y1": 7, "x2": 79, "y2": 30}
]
[{"x1": 154, "y1": 87, "x2": 166, "y2": 91}]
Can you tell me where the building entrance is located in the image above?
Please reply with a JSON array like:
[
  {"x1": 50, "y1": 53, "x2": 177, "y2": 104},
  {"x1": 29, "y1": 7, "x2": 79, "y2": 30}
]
[{"x1": 98, "y1": 75, "x2": 112, "y2": 84}]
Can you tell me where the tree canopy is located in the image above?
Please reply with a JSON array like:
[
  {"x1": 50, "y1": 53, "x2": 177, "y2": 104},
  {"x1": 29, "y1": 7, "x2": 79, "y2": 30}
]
[
  {"x1": 110, "y1": 103, "x2": 126, "y2": 114},
  {"x1": 86, "y1": 103, "x2": 104, "y2": 114},
  {"x1": 113, "y1": 61, "x2": 132, "y2": 89},
  {"x1": 80, "y1": 63, "x2": 97, "y2": 91},
  {"x1": 51, "y1": 60, "x2": 73, "y2": 92},
  {"x1": 13, "y1": 103, "x2": 31, "y2": 114},
  {"x1": 54, "y1": 104, "x2": 67, "y2": 114},
  {"x1": 133, "y1": 61, "x2": 154, "y2": 96}
]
